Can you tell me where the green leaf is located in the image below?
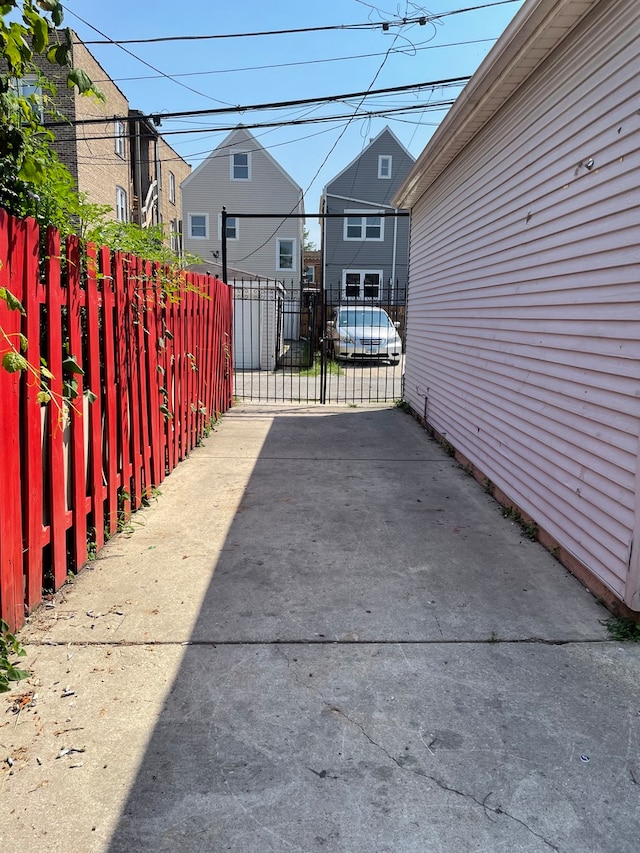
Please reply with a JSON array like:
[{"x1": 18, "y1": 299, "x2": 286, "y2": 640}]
[
  {"x1": 30, "y1": 15, "x2": 49, "y2": 53},
  {"x1": 2, "y1": 351, "x2": 28, "y2": 373},
  {"x1": 47, "y1": 43, "x2": 70, "y2": 67},
  {"x1": 18, "y1": 154, "x2": 46, "y2": 184},
  {"x1": 18, "y1": 333, "x2": 28, "y2": 353},
  {"x1": 66, "y1": 67, "x2": 93, "y2": 94},
  {"x1": 62, "y1": 355, "x2": 84, "y2": 375},
  {"x1": 0, "y1": 287, "x2": 26, "y2": 314},
  {"x1": 40, "y1": 364, "x2": 54, "y2": 380},
  {"x1": 6, "y1": 664, "x2": 29, "y2": 681},
  {"x1": 63, "y1": 377, "x2": 79, "y2": 399},
  {"x1": 84, "y1": 388, "x2": 97, "y2": 403},
  {"x1": 37, "y1": 390, "x2": 52, "y2": 404}
]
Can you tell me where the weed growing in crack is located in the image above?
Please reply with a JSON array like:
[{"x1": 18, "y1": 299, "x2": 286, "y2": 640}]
[
  {"x1": 483, "y1": 478, "x2": 494, "y2": 495},
  {"x1": 0, "y1": 620, "x2": 29, "y2": 693},
  {"x1": 600, "y1": 617, "x2": 640, "y2": 642},
  {"x1": 501, "y1": 506, "x2": 538, "y2": 540}
]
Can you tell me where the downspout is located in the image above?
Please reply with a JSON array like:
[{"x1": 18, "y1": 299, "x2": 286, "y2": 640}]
[
  {"x1": 154, "y1": 134, "x2": 160, "y2": 226},
  {"x1": 221, "y1": 207, "x2": 228, "y2": 284},
  {"x1": 134, "y1": 120, "x2": 143, "y2": 227},
  {"x1": 391, "y1": 208, "x2": 398, "y2": 301}
]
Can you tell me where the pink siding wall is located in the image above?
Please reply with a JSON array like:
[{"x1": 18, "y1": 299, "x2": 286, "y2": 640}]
[{"x1": 405, "y1": 0, "x2": 640, "y2": 606}]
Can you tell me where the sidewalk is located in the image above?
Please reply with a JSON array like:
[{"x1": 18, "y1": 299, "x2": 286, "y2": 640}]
[{"x1": 2, "y1": 404, "x2": 639, "y2": 852}]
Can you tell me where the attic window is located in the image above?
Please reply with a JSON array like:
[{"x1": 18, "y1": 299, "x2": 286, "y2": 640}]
[
  {"x1": 378, "y1": 155, "x2": 392, "y2": 179},
  {"x1": 231, "y1": 151, "x2": 250, "y2": 180}
]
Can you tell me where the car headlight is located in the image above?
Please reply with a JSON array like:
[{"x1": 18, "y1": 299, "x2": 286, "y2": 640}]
[{"x1": 339, "y1": 331, "x2": 355, "y2": 343}]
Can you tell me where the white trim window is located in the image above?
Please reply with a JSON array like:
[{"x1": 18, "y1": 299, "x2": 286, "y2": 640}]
[
  {"x1": 378, "y1": 155, "x2": 392, "y2": 179},
  {"x1": 304, "y1": 265, "x2": 315, "y2": 283},
  {"x1": 114, "y1": 120, "x2": 126, "y2": 158},
  {"x1": 231, "y1": 150, "x2": 251, "y2": 180},
  {"x1": 168, "y1": 171, "x2": 176, "y2": 204},
  {"x1": 188, "y1": 213, "x2": 208, "y2": 239},
  {"x1": 16, "y1": 74, "x2": 44, "y2": 119},
  {"x1": 277, "y1": 238, "x2": 296, "y2": 271},
  {"x1": 170, "y1": 219, "x2": 180, "y2": 253},
  {"x1": 343, "y1": 210, "x2": 384, "y2": 241},
  {"x1": 342, "y1": 270, "x2": 382, "y2": 299},
  {"x1": 115, "y1": 186, "x2": 128, "y2": 222},
  {"x1": 218, "y1": 214, "x2": 238, "y2": 240}
]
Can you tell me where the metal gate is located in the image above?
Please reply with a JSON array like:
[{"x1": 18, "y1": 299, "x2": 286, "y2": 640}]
[{"x1": 233, "y1": 282, "x2": 406, "y2": 404}]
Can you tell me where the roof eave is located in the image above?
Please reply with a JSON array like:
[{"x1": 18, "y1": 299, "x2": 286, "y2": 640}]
[{"x1": 392, "y1": 0, "x2": 599, "y2": 209}]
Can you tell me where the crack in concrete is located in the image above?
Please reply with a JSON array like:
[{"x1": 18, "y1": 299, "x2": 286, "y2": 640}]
[
  {"x1": 328, "y1": 704, "x2": 561, "y2": 853},
  {"x1": 26, "y1": 636, "x2": 610, "y2": 647}
]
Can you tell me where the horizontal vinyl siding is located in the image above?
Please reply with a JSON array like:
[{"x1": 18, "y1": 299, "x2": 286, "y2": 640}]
[
  {"x1": 182, "y1": 131, "x2": 302, "y2": 281},
  {"x1": 324, "y1": 131, "x2": 415, "y2": 297},
  {"x1": 405, "y1": 0, "x2": 640, "y2": 599}
]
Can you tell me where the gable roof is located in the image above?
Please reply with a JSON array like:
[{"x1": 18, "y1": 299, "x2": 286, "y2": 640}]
[
  {"x1": 322, "y1": 126, "x2": 415, "y2": 193},
  {"x1": 393, "y1": 0, "x2": 599, "y2": 209},
  {"x1": 182, "y1": 126, "x2": 302, "y2": 193}
]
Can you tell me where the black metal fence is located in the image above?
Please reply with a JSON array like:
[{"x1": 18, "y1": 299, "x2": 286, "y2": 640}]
[{"x1": 232, "y1": 279, "x2": 406, "y2": 404}]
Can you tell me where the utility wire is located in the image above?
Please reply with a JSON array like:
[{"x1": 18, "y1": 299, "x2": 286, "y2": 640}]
[
  {"x1": 62, "y1": 101, "x2": 456, "y2": 143},
  {"x1": 63, "y1": 5, "x2": 235, "y2": 107},
  {"x1": 79, "y1": 1, "x2": 521, "y2": 45},
  {"x1": 233, "y1": 19, "x2": 407, "y2": 264},
  {"x1": 91, "y1": 37, "x2": 495, "y2": 84},
  {"x1": 43, "y1": 78, "x2": 468, "y2": 128}
]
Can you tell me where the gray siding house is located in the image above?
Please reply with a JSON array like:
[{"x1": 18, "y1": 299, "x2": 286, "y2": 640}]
[
  {"x1": 321, "y1": 127, "x2": 415, "y2": 306},
  {"x1": 393, "y1": 0, "x2": 640, "y2": 614},
  {"x1": 182, "y1": 127, "x2": 304, "y2": 285}
]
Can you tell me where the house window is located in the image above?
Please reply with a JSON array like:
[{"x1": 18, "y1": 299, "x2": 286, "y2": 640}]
[
  {"x1": 304, "y1": 265, "x2": 315, "y2": 283},
  {"x1": 189, "y1": 213, "x2": 208, "y2": 239},
  {"x1": 378, "y1": 155, "x2": 392, "y2": 179},
  {"x1": 170, "y1": 219, "x2": 182, "y2": 253},
  {"x1": 114, "y1": 120, "x2": 126, "y2": 158},
  {"x1": 17, "y1": 74, "x2": 43, "y2": 120},
  {"x1": 218, "y1": 214, "x2": 238, "y2": 240},
  {"x1": 277, "y1": 239, "x2": 296, "y2": 271},
  {"x1": 343, "y1": 211, "x2": 384, "y2": 241},
  {"x1": 231, "y1": 151, "x2": 250, "y2": 180},
  {"x1": 168, "y1": 171, "x2": 176, "y2": 204},
  {"x1": 342, "y1": 271, "x2": 382, "y2": 300},
  {"x1": 115, "y1": 186, "x2": 128, "y2": 222}
]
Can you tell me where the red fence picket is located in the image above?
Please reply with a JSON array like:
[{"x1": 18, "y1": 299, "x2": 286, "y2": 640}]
[{"x1": 0, "y1": 210, "x2": 233, "y2": 632}]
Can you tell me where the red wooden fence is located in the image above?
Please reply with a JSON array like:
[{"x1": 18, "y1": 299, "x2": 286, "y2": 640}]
[{"x1": 0, "y1": 210, "x2": 233, "y2": 631}]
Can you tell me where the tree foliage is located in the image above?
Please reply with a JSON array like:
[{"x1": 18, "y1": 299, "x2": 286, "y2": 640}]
[{"x1": 0, "y1": 1, "x2": 102, "y2": 228}]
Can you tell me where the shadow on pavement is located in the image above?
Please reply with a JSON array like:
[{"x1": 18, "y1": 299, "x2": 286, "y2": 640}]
[{"x1": 107, "y1": 407, "x2": 640, "y2": 853}]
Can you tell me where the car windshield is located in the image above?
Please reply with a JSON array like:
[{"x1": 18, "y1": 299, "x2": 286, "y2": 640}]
[{"x1": 338, "y1": 309, "x2": 392, "y2": 328}]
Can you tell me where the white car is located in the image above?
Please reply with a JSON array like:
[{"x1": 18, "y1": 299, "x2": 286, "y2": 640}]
[{"x1": 327, "y1": 305, "x2": 402, "y2": 365}]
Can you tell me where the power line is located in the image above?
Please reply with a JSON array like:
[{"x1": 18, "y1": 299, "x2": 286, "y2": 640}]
[
  {"x1": 80, "y1": 15, "x2": 434, "y2": 45},
  {"x1": 43, "y1": 77, "x2": 468, "y2": 128},
  {"x1": 79, "y1": 2, "x2": 521, "y2": 45},
  {"x1": 63, "y1": 100, "x2": 456, "y2": 143},
  {"x1": 233, "y1": 21, "x2": 405, "y2": 265},
  {"x1": 63, "y1": 5, "x2": 235, "y2": 107},
  {"x1": 90, "y1": 37, "x2": 495, "y2": 85}
]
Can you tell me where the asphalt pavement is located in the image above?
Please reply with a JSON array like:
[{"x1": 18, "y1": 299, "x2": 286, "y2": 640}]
[{"x1": 2, "y1": 403, "x2": 639, "y2": 853}]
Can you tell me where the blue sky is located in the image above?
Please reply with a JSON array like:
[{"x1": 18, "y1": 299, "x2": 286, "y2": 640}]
[{"x1": 60, "y1": 0, "x2": 524, "y2": 245}]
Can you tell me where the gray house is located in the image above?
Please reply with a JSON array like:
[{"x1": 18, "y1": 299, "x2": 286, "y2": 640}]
[
  {"x1": 182, "y1": 127, "x2": 305, "y2": 371},
  {"x1": 320, "y1": 127, "x2": 415, "y2": 306},
  {"x1": 181, "y1": 127, "x2": 304, "y2": 285}
]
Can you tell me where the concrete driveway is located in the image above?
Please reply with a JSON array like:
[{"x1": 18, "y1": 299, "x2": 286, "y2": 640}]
[{"x1": 2, "y1": 404, "x2": 639, "y2": 852}]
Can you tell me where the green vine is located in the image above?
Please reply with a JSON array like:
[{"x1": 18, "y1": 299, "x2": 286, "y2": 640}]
[{"x1": 0, "y1": 619, "x2": 29, "y2": 693}]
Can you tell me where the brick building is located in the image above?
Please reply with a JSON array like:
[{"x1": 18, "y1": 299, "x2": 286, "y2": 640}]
[{"x1": 15, "y1": 32, "x2": 190, "y2": 247}]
